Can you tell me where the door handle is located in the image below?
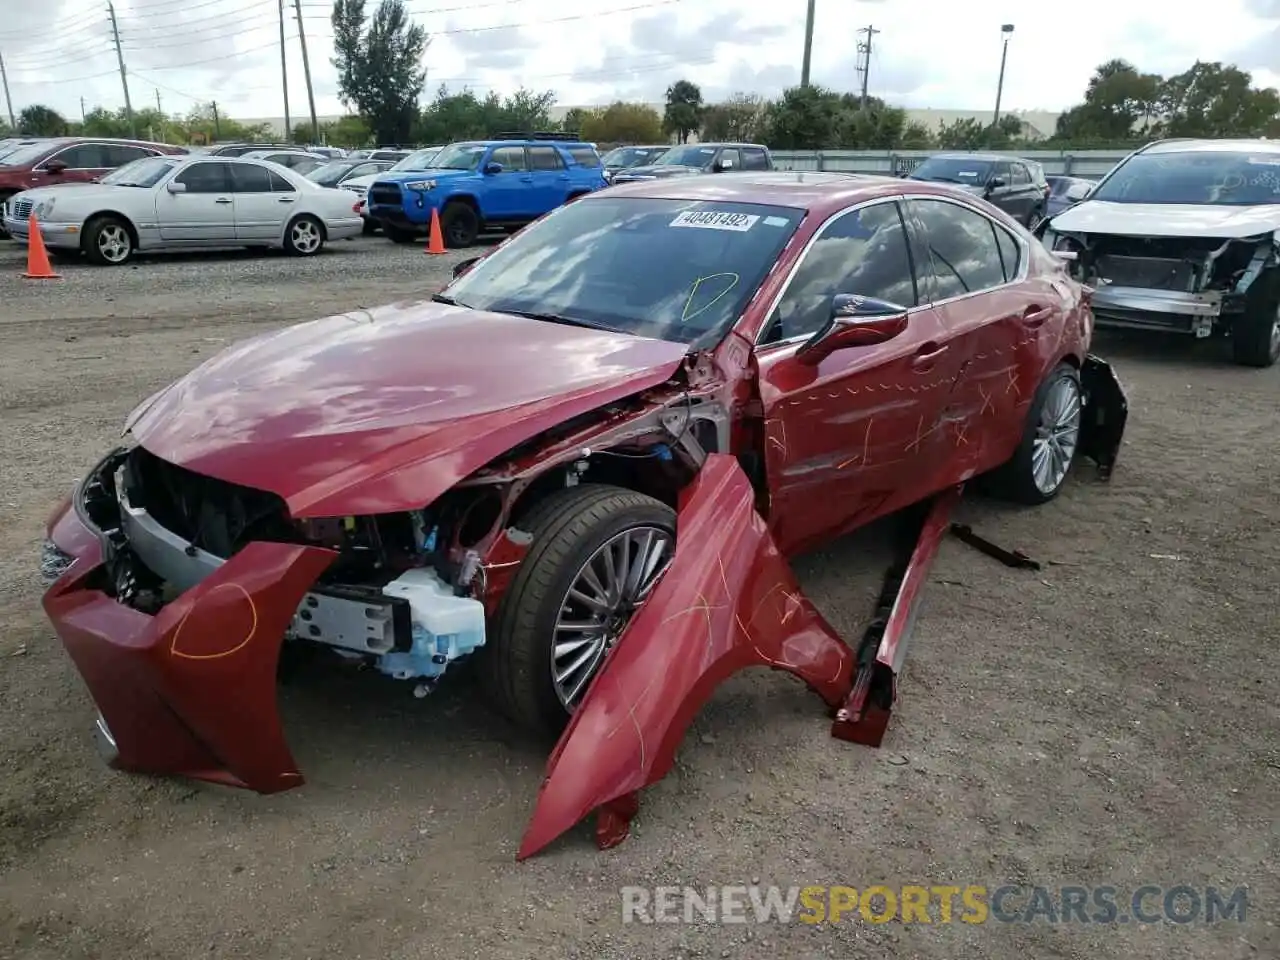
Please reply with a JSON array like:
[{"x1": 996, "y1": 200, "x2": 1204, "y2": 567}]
[
  {"x1": 521, "y1": 176, "x2": 534, "y2": 182},
  {"x1": 214, "y1": 197, "x2": 232, "y2": 204},
  {"x1": 910, "y1": 342, "x2": 948, "y2": 370},
  {"x1": 1022, "y1": 306, "x2": 1052, "y2": 328},
  {"x1": 277, "y1": 196, "x2": 295, "y2": 202}
]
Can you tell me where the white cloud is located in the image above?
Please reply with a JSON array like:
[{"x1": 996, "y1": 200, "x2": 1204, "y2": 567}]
[{"x1": 3, "y1": 0, "x2": 1279, "y2": 125}]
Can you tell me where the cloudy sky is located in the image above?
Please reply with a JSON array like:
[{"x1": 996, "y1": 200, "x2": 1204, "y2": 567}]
[{"x1": 3, "y1": 0, "x2": 1279, "y2": 123}]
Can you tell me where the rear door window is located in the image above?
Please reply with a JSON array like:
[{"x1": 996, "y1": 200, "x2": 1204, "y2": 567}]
[
  {"x1": 567, "y1": 147, "x2": 601, "y2": 167},
  {"x1": 741, "y1": 147, "x2": 770, "y2": 170}
]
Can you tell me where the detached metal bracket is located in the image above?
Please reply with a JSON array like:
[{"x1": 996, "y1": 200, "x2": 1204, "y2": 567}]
[{"x1": 949, "y1": 523, "x2": 1041, "y2": 570}]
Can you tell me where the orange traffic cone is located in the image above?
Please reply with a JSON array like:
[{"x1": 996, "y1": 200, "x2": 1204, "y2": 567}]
[
  {"x1": 425, "y1": 208, "x2": 446, "y2": 255},
  {"x1": 23, "y1": 214, "x2": 60, "y2": 280}
]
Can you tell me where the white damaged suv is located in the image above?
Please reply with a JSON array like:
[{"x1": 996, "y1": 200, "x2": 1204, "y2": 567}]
[{"x1": 1039, "y1": 138, "x2": 1280, "y2": 367}]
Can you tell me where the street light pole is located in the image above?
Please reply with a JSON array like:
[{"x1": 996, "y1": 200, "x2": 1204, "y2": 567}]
[{"x1": 992, "y1": 23, "x2": 1014, "y2": 127}]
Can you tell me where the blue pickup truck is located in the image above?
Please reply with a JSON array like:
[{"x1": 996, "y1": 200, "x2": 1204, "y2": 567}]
[{"x1": 364, "y1": 134, "x2": 606, "y2": 247}]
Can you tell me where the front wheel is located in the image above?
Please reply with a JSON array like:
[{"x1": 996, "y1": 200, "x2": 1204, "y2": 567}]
[
  {"x1": 1231, "y1": 276, "x2": 1280, "y2": 368},
  {"x1": 985, "y1": 362, "x2": 1083, "y2": 505},
  {"x1": 284, "y1": 215, "x2": 325, "y2": 256},
  {"x1": 440, "y1": 201, "x2": 480, "y2": 248},
  {"x1": 384, "y1": 224, "x2": 416, "y2": 244},
  {"x1": 481, "y1": 484, "x2": 676, "y2": 734},
  {"x1": 82, "y1": 215, "x2": 134, "y2": 266}
]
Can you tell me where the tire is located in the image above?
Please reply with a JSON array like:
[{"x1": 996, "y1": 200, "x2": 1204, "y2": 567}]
[
  {"x1": 283, "y1": 214, "x2": 325, "y2": 256},
  {"x1": 481, "y1": 484, "x2": 676, "y2": 735},
  {"x1": 1231, "y1": 274, "x2": 1280, "y2": 368},
  {"x1": 361, "y1": 218, "x2": 377, "y2": 236},
  {"x1": 82, "y1": 215, "x2": 134, "y2": 266},
  {"x1": 985, "y1": 362, "x2": 1083, "y2": 505},
  {"x1": 384, "y1": 224, "x2": 416, "y2": 244},
  {"x1": 1025, "y1": 204, "x2": 1045, "y2": 229},
  {"x1": 440, "y1": 201, "x2": 480, "y2": 248}
]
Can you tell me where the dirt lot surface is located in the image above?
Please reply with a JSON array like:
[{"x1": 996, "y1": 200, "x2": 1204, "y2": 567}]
[{"x1": 0, "y1": 238, "x2": 1276, "y2": 960}]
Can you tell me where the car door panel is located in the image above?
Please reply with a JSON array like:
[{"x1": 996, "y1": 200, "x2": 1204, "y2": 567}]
[
  {"x1": 753, "y1": 199, "x2": 965, "y2": 556},
  {"x1": 156, "y1": 161, "x2": 236, "y2": 242},
  {"x1": 526, "y1": 146, "x2": 570, "y2": 210},
  {"x1": 484, "y1": 147, "x2": 533, "y2": 219},
  {"x1": 905, "y1": 197, "x2": 1051, "y2": 483},
  {"x1": 231, "y1": 164, "x2": 295, "y2": 241}
]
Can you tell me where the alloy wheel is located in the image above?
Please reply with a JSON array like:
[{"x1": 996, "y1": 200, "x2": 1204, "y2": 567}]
[
  {"x1": 97, "y1": 225, "x2": 131, "y2": 264},
  {"x1": 1032, "y1": 375, "x2": 1082, "y2": 495},
  {"x1": 291, "y1": 219, "x2": 321, "y2": 254},
  {"x1": 551, "y1": 525, "x2": 673, "y2": 711}
]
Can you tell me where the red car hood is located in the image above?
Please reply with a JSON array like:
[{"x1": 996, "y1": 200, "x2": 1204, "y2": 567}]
[{"x1": 125, "y1": 300, "x2": 688, "y2": 517}]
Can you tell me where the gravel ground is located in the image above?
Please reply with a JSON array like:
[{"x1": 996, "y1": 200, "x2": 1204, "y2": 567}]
[{"x1": 0, "y1": 238, "x2": 1277, "y2": 960}]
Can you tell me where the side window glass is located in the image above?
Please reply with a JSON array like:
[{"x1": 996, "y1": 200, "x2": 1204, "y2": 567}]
[
  {"x1": 175, "y1": 162, "x2": 230, "y2": 193},
  {"x1": 104, "y1": 144, "x2": 152, "y2": 166},
  {"x1": 51, "y1": 144, "x2": 107, "y2": 168},
  {"x1": 742, "y1": 148, "x2": 769, "y2": 170},
  {"x1": 909, "y1": 199, "x2": 1006, "y2": 299},
  {"x1": 268, "y1": 170, "x2": 295, "y2": 192},
  {"x1": 230, "y1": 163, "x2": 273, "y2": 192},
  {"x1": 568, "y1": 147, "x2": 601, "y2": 167},
  {"x1": 771, "y1": 202, "x2": 917, "y2": 342},
  {"x1": 717, "y1": 148, "x2": 741, "y2": 170},
  {"x1": 490, "y1": 147, "x2": 527, "y2": 171},
  {"x1": 1010, "y1": 163, "x2": 1029, "y2": 185},
  {"x1": 994, "y1": 222, "x2": 1021, "y2": 282},
  {"x1": 528, "y1": 147, "x2": 565, "y2": 171}
]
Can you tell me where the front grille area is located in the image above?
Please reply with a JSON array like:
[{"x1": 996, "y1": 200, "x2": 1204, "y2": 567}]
[
  {"x1": 11, "y1": 198, "x2": 32, "y2": 219},
  {"x1": 123, "y1": 447, "x2": 294, "y2": 558},
  {"x1": 368, "y1": 183, "x2": 403, "y2": 207},
  {"x1": 1095, "y1": 255, "x2": 1197, "y2": 291}
]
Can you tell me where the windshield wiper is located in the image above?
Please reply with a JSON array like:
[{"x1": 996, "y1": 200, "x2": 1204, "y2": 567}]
[
  {"x1": 920, "y1": 175, "x2": 963, "y2": 184},
  {"x1": 431, "y1": 293, "x2": 458, "y2": 305},
  {"x1": 501, "y1": 308, "x2": 619, "y2": 333}
]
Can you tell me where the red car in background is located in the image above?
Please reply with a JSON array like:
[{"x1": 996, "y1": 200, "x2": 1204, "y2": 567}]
[
  {"x1": 40, "y1": 172, "x2": 1127, "y2": 856},
  {"x1": 0, "y1": 136, "x2": 186, "y2": 211}
]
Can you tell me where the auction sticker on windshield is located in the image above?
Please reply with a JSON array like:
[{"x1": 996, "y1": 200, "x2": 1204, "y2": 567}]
[{"x1": 671, "y1": 210, "x2": 760, "y2": 231}]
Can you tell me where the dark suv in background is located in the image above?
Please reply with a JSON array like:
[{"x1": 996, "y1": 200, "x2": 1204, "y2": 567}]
[
  {"x1": 905, "y1": 152, "x2": 1049, "y2": 226},
  {"x1": 610, "y1": 142, "x2": 774, "y2": 183},
  {"x1": 601, "y1": 144, "x2": 669, "y2": 182}
]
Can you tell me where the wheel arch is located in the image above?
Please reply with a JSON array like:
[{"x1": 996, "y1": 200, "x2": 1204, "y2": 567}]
[
  {"x1": 85, "y1": 210, "x2": 141, "y2": 248},
  {"x1": 282, "y1": 210, "x2": 327, "y2": 244}
]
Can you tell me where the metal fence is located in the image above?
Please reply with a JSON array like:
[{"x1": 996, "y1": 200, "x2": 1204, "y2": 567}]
[{"x1": 770, "y1": 149, "x2": 1133, "y2": 178}]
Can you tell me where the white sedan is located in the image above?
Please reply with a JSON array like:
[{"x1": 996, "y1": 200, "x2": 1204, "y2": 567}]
[{"x1": 3, "y1": 154, "x2": 365, "y2": 265}]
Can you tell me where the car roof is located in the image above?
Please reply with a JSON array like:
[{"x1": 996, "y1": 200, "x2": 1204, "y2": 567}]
[
  {"x1": 593, "y1": 170, "x2": 979, "y2": 213},
  {"x1": 930, "y1": 152, "x2": 1030, "y2": 162},
  {"x1": 1142, "y1": 138, "x2": 1280, "y2": 155}
]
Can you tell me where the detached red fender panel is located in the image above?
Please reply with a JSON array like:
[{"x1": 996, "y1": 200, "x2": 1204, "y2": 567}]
[
  {"x1": 43, "y1": 498, "x2": 335, "y2": 793},
  {"x1": 518, "y1": 453, "x2": 856, "y2": 860}
]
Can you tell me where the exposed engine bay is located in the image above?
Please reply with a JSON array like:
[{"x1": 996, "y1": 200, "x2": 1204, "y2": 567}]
[
  {"x1": 1041, "y1": 226, "x2": 1279, "y2": 337},
  {"x1": 72, "y1": 370, "x2": 730, "y2": 693}
]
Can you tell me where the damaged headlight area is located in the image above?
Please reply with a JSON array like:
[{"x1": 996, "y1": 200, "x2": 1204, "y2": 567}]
[{"x1": 74, "y1": 445, "x2": 491, "y2": 689}]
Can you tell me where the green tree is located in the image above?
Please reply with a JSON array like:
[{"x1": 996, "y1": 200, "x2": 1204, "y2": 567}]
[
  {"x1": 1159, "y1": 61, "x2": 1280, "y2": 138},
  {"x1": 331, "y1": 0, "x2": 428, "y2": 144},
  {"x1": 760, "y1": 85, "x2": 843, "y2": 149},
  {"x1": 500, "y1": 87, "x2": 556, "y2": 132},
  {"x1": 699, "y1": 92, "x2": 766, "y2": 142},
  {"x1": 560, "y1": 107, "x2": 588, "y2": 136},
  {"x1": 662, "y1": 79, "x2": 703, "y2": 143},
  {"x1": 898, "y1": 120, "x2": 935, "y2": 149},
  {"x1": 833, "y1": 95, "x2": 906, "y2": 149},
  {"x1": 1053, "y1": 59, "x2": 1162, "y2": 144},
  {"x1": 178, "y1": 102, "x2": 271, "y2": 144},
  {"x1": 580, "y1": 102, "x2": 664, "y2": 143},
  {"x1": 936, "y1": 117, "x2": 989, "y2": 150},
  {"x1": 17, "y1": 105, "x2": 69, "y2": 136}
]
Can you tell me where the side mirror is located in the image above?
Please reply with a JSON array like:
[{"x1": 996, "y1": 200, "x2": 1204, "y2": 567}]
[
  {"x1": 986, "y1": 176, "x2": 1005, "y2": 191},
  {"x1": 453, "y1": 256, "x2": 482, "y2": 279},
  {"x1": 795, "y1": 295, "x2": 909, "y2": 365},
  {"x1": 484, "y1": 162, "x2": 503, "y2": 175},
  {"x1": 166, "y1": 180, "x2": 187, "y2": 194},
  {"x1": 1064, "y1": 182, "x2": 1091, "y2": 202},
  {"x1": 44, "y1": 159, "x2": 68, "y2": 174},
  {"x1": 715, "y1": 158, "x2": 734, "y2": 172}
]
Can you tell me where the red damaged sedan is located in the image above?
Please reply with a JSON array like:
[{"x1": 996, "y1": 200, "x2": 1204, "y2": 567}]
[{"x1": 41, "y1": 172, "x2": 1126, "y2": 856}]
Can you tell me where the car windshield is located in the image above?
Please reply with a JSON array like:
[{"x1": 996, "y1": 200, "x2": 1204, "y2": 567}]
[
  {"x1": 1089, "y1": 150, "x2": 1280, "y2": 206},
  {"x1": 100, "y1": 156, "x2": 176, "y2": 186},
  {"x1": 603, "y1": 147, "x2": 664, "y2": 167},
  {"x1": 426, "y1": 143, "x2": 486, "y2": 170},
  {"x1": 306, "y1": 161, "x2": 358, "y2": 185},
  {"x1": 909, "y1": 157, "x2": 993, "y2": 185},
  {"x1": 444, "y1": 196, "x2": 803, "y2": 348},
  {"x1": 0, "y1": 141, "x2": 57, "y2": 167},
  {"x1": 1048, "y1": 177, "x2": 1085, "y2": 197},
  {"x1": 653, "y1": 145, "x2": 717, "y2": 167},
  {"x1": 388, "y1": 148, "x2": 440, "y2": 171}
]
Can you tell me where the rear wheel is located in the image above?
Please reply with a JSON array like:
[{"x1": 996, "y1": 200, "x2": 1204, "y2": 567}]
[
  {"x1": 440, "y1": 201, "x2": 480, "y2": 248},
  {"x1": 384, "y1": 224, "x2": 416, "y2": 244},
  {"x1": 283, "y1": 215, "x2": 325, "y2": 256},
  {"x1": 481, "y1": 484, "x2": 675, "y2": 734},
  {"x1": 986, "y1": 363, "x2": 1082, "y2": 505}
]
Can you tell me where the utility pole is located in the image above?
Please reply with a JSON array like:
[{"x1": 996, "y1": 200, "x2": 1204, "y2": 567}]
[
  {"x1": 211, "y1": 101, "x2": 221, "y2": 139},
  {"x1": 992, "y1": 24, "x2": 1014, "y2": 127},
  {"x1": 80, "y1": 96, "x2": 87, "y2": 121},
  {"x1": 278, "y1": 0, "x2": 291, "y2": 142},
  {"x1": 800, "y1": 0, "x2": 816, "y2": 87},
  {"x1": 0, "y1": 52, "x2": 15, "y2": 130},
  {"x1": 107, "y1": 3, "x2": 136, "y2": 138},
  {"x1": 856, "y1": 25, "x2": 879, "y2": 110},
  {"x1": 293, "y1": 0, "x2": 318, "y2": 143},
  {"x1": 155, "y1": 89, "x2": 162, "y2": 113}
]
